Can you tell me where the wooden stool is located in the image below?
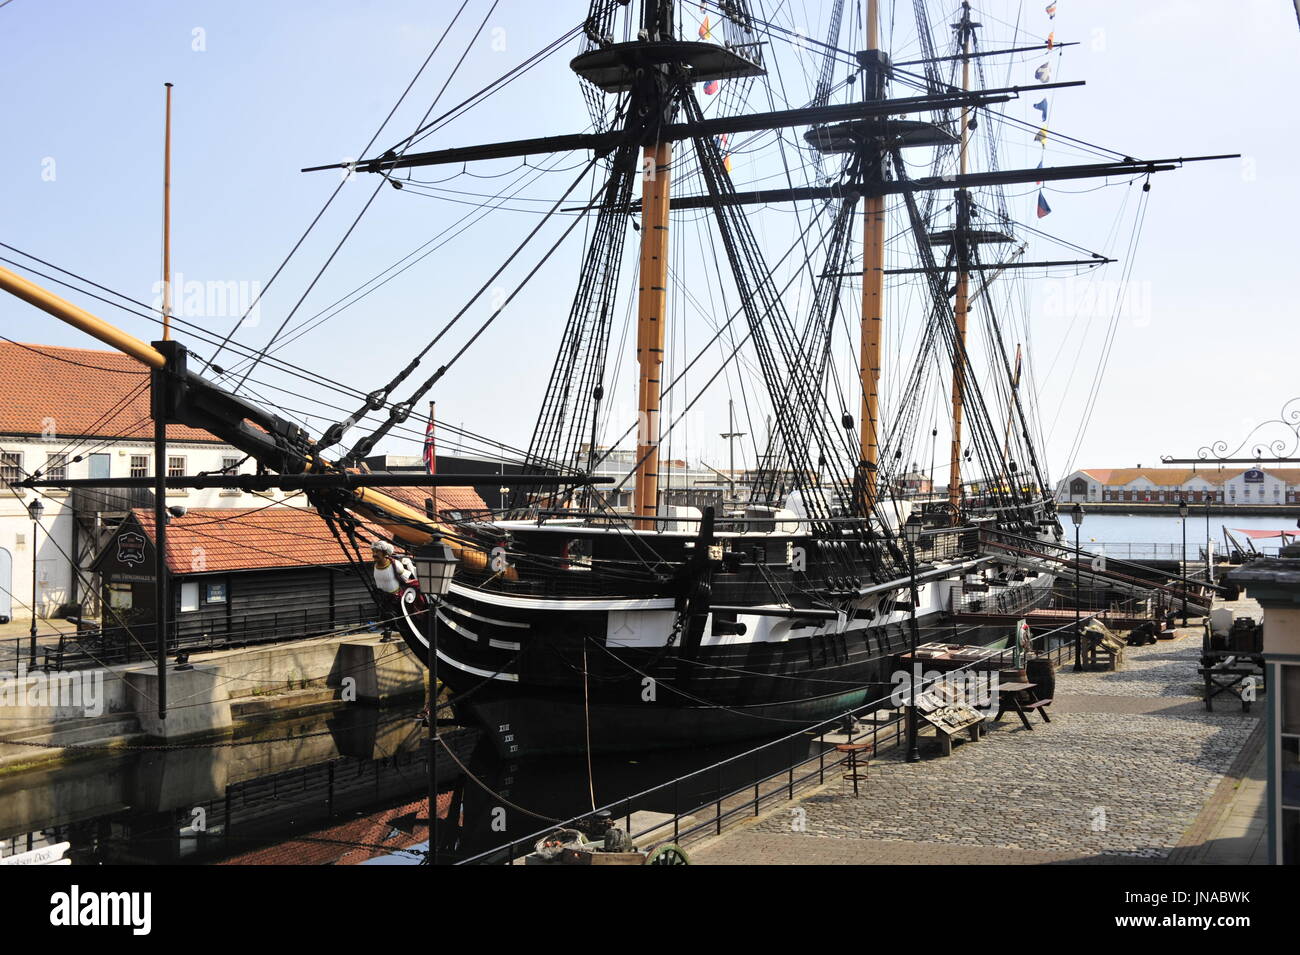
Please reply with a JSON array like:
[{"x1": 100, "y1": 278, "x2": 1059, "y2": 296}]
[{"x1": 835, "y1": 742, "x2": 874, "y2": 796}]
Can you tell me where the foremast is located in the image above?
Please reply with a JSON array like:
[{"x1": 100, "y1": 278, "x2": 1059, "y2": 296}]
[
  {"x1": 632, "y1": 37, "x2": 673, "y2": 528},
  {"x1": 947, "y1": 2, "x2": 978, "y2": 519},
  {"x1": 857, "y1": 0, "x2": 885, "y2": 516}
]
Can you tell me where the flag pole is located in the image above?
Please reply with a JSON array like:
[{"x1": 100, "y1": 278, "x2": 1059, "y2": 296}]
[
  {"x1": 162, "y1": 82, "x2": 174, "y2": 340},
  {"x1": 426, "y1": 400, "x2": 437, "y2": 517}
]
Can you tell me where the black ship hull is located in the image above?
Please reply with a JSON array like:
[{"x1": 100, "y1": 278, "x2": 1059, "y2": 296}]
[{"x1": 395, "y1": 551, "x2": 1056, "y2": 756}]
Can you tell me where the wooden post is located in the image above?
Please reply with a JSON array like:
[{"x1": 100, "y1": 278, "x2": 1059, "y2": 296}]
[{"x1": 634, "y1": 141, "x2": 671, "y2": 529}]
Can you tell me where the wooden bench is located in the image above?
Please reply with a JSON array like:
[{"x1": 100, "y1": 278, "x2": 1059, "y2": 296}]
[
  {"x1": 1021, "y1": 698, "x2": 1053, "y2": 721},
  {"x1": 932, "y1": 720, "x2": 984, "y2": 756},
  {"x1": 1085, "y1": 642, "x2": 1123, "y2": 671}
]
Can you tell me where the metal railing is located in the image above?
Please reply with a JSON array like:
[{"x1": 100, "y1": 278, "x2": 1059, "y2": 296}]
[
  {"x1": 40, "y1": 602, "x2": 386, "y2": 670},
  {"x1": 1080, "y1": 541, "x2": 1280, "y2": 561},
  {"x1": 456, "y1": 618, "x2": 1087, "y2": 865}
]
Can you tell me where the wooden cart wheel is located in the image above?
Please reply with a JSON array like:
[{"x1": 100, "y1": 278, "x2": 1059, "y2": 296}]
[{"x1": 645, "y1": 843, "x2": 690, "y2": 865}]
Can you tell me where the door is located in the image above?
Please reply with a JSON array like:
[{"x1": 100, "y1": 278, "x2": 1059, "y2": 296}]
[{"x1": 0, "y1": 548, "x2": 10, "y2": 622}]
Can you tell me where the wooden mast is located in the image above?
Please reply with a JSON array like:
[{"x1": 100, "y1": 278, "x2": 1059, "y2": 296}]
[
  {"x1": 162, "y1": 82, "x2": 173, "y2": 340},
  {"x1": 631, "y1": 0, "x2": 675, "y2": 531},
  {"x1": 858, "y1": 0, "x2": 884, "y2": 515},
  {"x1": 634, "y1": 140, "x2": 671, "y2": 529},
  {"x1": 948, "y1": 3, "x2": 975, "y2": 518}
]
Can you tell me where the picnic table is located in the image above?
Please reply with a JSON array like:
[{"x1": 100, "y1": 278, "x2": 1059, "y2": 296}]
[
  {"x1": 1198, "y1": 652, "x2": 1264, "y2": 712},
  {"x1": 993, "y1": 680, "x2": 1052, "y2": 730}
]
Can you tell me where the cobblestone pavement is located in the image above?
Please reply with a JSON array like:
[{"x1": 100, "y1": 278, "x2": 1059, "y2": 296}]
[
  {"x1": 693, "y1": 630, "x2": 1263, "y2": 864},
  {"x1": 1056, "y1": 640, "x2": 1207, "y2": 698}
]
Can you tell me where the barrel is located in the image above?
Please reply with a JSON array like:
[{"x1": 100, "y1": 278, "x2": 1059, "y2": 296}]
[{"x1": 1026, "y1": 657, "x2": 1055, "y2": 704}]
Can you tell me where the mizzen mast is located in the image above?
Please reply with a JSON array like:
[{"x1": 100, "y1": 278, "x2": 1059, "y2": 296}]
[{"x1": 931, "y1": 2, "x2": 1012, "y2": 518}]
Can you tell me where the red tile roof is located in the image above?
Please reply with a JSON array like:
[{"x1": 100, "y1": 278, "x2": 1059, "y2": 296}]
[
  {"x1": 0, "y1": 341, "x2": 219, "y2": 442},
  {"x1": 131, "y1": 506, "x2": 391, "y2": 575},
  {"x1": 216, "y1": 795, "x2": 442, "y2": 865},
  {"x1": 128, "y1": 488, "x2": 487, "y2": 575},
  {"x1": 380, "y1": 483, "x2": 489, "y2": 517},
  {"x1": 1079, "y1": 466, "x2": 1300, "y2": 487}
]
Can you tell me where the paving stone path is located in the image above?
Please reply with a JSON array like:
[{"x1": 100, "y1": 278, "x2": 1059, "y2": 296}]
[{"x1": 692, "y1": 630, "x2": 1262, "y2": 864}]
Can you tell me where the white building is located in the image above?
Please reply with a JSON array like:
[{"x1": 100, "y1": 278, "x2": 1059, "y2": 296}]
[
  {"x1": 0, "y1": 341, "x2": 263, "y2": 622},
  {"x1": 1056, "y1": 466, "x2": 1300, "y2": 506},
  {"x1": 577, "y1": 444, "x2": 732, "y2": 511}
]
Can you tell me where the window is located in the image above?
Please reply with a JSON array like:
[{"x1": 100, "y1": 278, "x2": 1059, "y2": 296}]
[
  {"x1": 108, "y1": 583, "x2": 133, "y2": 610},
  {"x1": 221, "y1": 456, "x2": 240, "y2": 474},
  {"x1": 45, "y1": 452, "x2": 67, "y2": 482},
  {"x1": 1, "y1": 450, "x2": 22, "y2": 485},
  {"x1": 130, "y1": 455, "x2": 149, "y2": 478},
  {"x1": 168, "y1": 455, "x2": 186, "y2": 478},
  {"x1": 179, "y1": 581, "x2": 199, "y2": 613},
  {"x1": 204, "y1": 581, "x2": 227, "y2": 604}
]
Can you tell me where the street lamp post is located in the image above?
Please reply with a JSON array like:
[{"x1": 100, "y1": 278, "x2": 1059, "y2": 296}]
[
  {"x1": 27, "y1": 498, "x2": 44, "y2": 667},
  {"x1": 1178, "y1": 498, "x2": 1189, "y2": 625},
  {"x1": 1205, "y1": 499, "x2": 1213, "y2": 583},
  {"x1": 415, "y1": 540, "x2": 458, "y2": 866},
  {"x1": 1071, "y1": 503, "x2": 1083, "y2": 672},
  {"x1": 903, "y1": 518, "x2": 923, "y2": 763}
]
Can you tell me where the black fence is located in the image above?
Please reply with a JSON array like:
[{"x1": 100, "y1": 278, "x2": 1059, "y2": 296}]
[{"x1": 40, "y1": 602, "x2": 387, "y2": 671}]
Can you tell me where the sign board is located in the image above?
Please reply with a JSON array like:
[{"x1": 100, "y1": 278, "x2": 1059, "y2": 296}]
[
  {"x1": 1243, "y1": 468, "x2": 1265, "y2": 483},
  {"x1": 0, "y1": 841, "x2": 70, "y2": 866}
]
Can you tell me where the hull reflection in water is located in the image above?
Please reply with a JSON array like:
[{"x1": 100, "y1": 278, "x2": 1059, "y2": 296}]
[
  {"x1": 0, "y1": 706, "x2": 470, "y2": 866},
  {"x1": 432, "y1": 729, "x2": 823, "y2": 864}
]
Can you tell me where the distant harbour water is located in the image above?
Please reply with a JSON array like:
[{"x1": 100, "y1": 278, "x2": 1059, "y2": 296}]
[{"x1": 1073, "y1": 512, "x2": 1298, "y2": 558}]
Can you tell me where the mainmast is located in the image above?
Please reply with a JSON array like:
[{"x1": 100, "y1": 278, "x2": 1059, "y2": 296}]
[{"x1": 804, "y1": 0, "x2": 956, "y2": 517}]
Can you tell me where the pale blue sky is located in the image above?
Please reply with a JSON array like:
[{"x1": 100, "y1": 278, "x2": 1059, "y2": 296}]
[{"x1": 2, "y1": 0, "x2": 1297, "y2": 483}]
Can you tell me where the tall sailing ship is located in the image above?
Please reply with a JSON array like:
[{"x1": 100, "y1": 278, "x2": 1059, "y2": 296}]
[{"x1": 3, "y1": 0, "x2": 1232, "y2": 756}]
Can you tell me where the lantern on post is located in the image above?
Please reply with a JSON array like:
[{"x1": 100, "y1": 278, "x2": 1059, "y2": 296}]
[
  {"x1": 1071, "y1": 503, "x2": 1084, "y2": 672},
  {"x1": 902, "y1": 516, "x2": 923, "y2": 763},
  {"x1": 413, "y1": 537, "x2": 457, "y2": 867},
  {"x1": 1177, "y1": 498, "x2": 1189, "y2": 624},
  {"x1": 415, "y1": 539, "x2": 458, "y2": 597},
  {"x1": 27, "y1": 497, "x2": 44, "y2": 667}
]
